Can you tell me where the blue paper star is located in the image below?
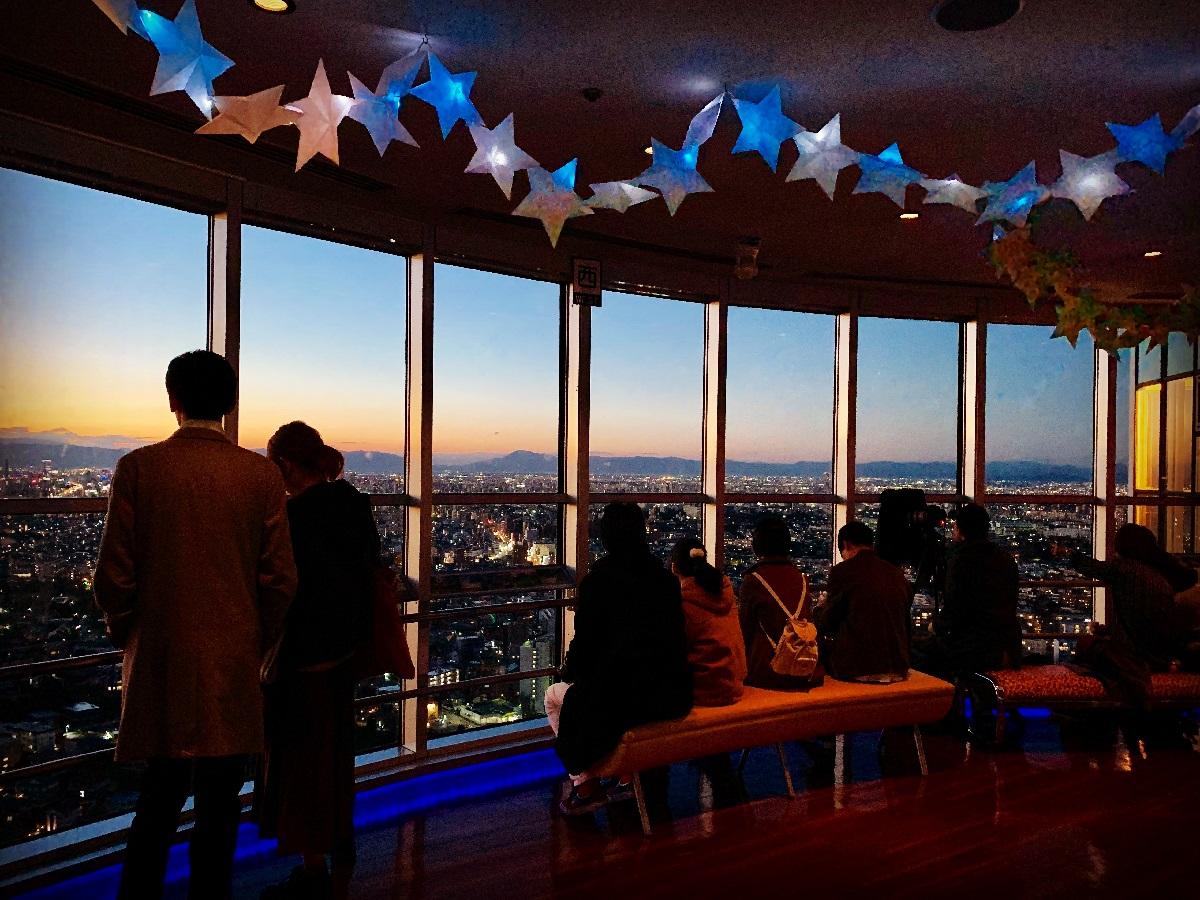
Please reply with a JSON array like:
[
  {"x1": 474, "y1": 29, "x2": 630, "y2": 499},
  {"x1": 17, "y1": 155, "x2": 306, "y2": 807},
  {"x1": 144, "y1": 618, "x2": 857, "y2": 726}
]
[
  {"x1": 1107, "y1": 113, "x2": 1185, "y2": 174},
  {"x1": 140, "y1": 0, "x2": 233, "y2": 119},
  {"x1": 511, "y1": 160, "x2": 592, "y2": 246},
  {"x1": 977, "y1": 161, "x2": 1049, "y2": 228},
  {"x1": 853, "y1": 143, "x2": 924, "y2": 207},
  {"x1": 732, "y1": 86, "x2": 800, "y2": 172},
  {"x1": 411, "y1": 53, "x2": 481, "y2": 138},
  {"x1": 347, "y1": 58, "x2": 422, "y2": 156},
  {"x1": 636, "y1": 139, "x2": 713, "y2": 215}
]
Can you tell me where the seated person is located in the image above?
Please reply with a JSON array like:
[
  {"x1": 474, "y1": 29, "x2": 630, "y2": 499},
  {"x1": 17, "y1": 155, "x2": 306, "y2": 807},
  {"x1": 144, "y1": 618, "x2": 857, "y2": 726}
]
[
  {"x1": 738, "y1": 515, "x2": 823, "y2": 689},
  {"x1": 814, "y1": 521, "x2": 911, "y2": 683},
  {"x1": 919, "y1": 503, "x2": 1021, "y2": 676},
  {"x1": 670, "y1": 537, "x2": 747, "y2": 707},
  {"x1": 544, "y1": 502, "x2": 692, "y2": 815}
]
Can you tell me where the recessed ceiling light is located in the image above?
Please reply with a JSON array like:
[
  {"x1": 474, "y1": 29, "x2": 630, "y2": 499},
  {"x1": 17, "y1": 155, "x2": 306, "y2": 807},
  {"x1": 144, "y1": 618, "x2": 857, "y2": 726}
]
[
  {"x1": 389, "y1": 238, "x2": 397, "y2": 244},
  {"x1": 250, "y1": 0, "x2": 295, "y2": 13},
  {"x1": 644, "y1": 146, "x2": 653, "y2": 155},
  {"x1": 934, "y1": 0, "x2": 1022, "y2": 32},
  {"x1": 1144, "y1": 250, "x2": 1163, "y2": 258},
  {"x1": 899, "y1": 212, "x2": 919, "y2": 220}
]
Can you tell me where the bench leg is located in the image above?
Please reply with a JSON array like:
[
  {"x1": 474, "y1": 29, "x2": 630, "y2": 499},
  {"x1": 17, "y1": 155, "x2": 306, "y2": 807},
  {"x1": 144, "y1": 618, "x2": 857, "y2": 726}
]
[
  {"x1": 631, "y1": 771, "x2": 652, "y2": 836},
  {"x1": 913, "y1": 724, "x2": 929, "y2": 777},
  {"x1": 736, "y1": 748, "x2": 750, "y2": 775},
  {"x1": 995, "y1": 701, "x2": 1007, "y2": 746},
  {"x1": 775, "y1": 744, "x2": 796, "y2": 799}
]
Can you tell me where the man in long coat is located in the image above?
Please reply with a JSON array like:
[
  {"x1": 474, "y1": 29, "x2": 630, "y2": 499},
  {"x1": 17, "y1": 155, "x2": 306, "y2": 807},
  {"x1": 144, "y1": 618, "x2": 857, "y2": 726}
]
[{"x1": 95, "y1": 350, "x2": 296, "y2": 900}]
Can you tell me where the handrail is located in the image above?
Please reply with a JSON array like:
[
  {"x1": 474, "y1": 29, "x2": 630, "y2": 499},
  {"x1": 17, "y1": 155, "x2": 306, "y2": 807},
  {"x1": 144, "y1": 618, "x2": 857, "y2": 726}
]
[{"x1": 0, "y1": 650, "x2": 123, "y2": 680}]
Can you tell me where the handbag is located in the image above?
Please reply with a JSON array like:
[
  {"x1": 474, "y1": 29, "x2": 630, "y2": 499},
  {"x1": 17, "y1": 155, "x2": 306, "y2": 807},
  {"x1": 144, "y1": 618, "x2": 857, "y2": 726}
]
[
  {"x1": 752, "y1": 571, "x2": 820, "y2": 678},
  {"x1": 353, "y1": 564, "x2": 416, "y2": 682}
]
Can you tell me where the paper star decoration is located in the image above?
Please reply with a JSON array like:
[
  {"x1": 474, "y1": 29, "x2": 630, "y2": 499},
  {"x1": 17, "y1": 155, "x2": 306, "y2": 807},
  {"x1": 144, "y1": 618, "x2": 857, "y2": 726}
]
[
  {"x1": 732, "y1": 86, "x2": 801, "y2": 172},
  {"x1": 786, "y1": 114, "x2": 859, "y2": 199},
  {"x1": 977, "y1": 161, "x2": 1049, "y2": 227},
  {"x1": 511, "y1": 160, "x2": 592, "y2": 246},
  {"x1": 853, "y1": 143, "x2": 924, "y2": 207},
  {"x1": 292, "y1": 60, "x2": 356, "y2": 171},
  {"x1": 1172, "y1": 102, "x2": 1200, "y2": 142},
  {"x1": 140, "y1": 0, "x2": 233, "y2": 119},
  {"x1": 637, "y1": 140, "x2": 713, "y2": 215},
  {"x1": 585, "y1": 181, "x2": 657, "y2": 212},
  {"x1": 465, "y1": 114, "x2": 538, "y2": 200},
  {"x1": 684, "y1": 93, "x2": 725, "y2": 148},
  {"x1": 91, "y1": 0, "x2": 150, "y2": 38},
  {"x1": 195, "y1": 86, "x2": 297, "y2": 144},
  {"x1": 1107, "y1": 113, "x2": 1185, "y2": 174},
  {"x1": 411, "y1": 53, "x2": 481, "y2": 138},
  {"x1": 347, "y1": 67, "x2": 419, "y2": 156},
  {"x1": 920, "y1": 174, "x2": 987, "y2": 213},
  {"x1": 1050, "y1": 150, "x2": 1130, "y2": 221}
]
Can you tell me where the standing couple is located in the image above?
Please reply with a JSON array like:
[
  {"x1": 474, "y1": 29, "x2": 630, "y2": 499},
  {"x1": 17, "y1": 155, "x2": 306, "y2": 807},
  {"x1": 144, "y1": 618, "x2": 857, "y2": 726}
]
[{"x1": 94, "y1": 350, "x2": 389, "y2": 900}]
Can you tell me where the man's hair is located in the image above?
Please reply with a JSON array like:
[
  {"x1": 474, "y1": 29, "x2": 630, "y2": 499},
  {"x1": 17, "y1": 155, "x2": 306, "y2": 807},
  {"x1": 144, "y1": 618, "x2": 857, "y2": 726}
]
[
  {"x1": 953, "y1": 503, "x2": 991, "y2": 541},
  {"x1": 751, "y1": 514, "x2": 792, "y2": 558},
  {"x1": 837, "y1": 521, "x2": 874, "y2": 552},
  {"x1": 600, "y1": 502, "x2": 648, "y2": 556},
  {"x1": 165, "y1": 350, "x2": 237, "y2": 421}
]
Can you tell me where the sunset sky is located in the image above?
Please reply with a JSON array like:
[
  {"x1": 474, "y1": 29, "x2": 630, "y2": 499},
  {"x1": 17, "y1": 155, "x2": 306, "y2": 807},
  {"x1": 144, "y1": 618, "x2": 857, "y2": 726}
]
[{"x1": 1, "y1": 167, "x2": 1102, "y2": 466}]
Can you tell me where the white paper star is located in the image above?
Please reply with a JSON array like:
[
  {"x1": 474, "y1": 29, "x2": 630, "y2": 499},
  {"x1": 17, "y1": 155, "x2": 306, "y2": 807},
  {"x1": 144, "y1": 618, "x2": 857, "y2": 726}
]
[
  {"x1": 511, "y1": 160, "x2": 592, "y2": 246},
  {"x1": 195, "y1": 86, "x2": 297, "y2": 144},
  {"x1": 853, "y1": 143, "x2": 924, "y2": 207},
  {"x1": 585, "y1": 181, "x2": 657, "y2": 212},
  {"x1": 292, "y1": 60, "x2": 355, "y2": 171},
  {"x1": 920, "y1": 173, "x2": 988, "y2": 213},
  {"x1": 347, "y1": 70, "x2": 419, "y2": 156},
  {"x1": 977, "y1": 161, "x2": 1049, "y2": 227},
  {"x1": 465, "y1": 114, "x2": 539, "y2": 200},
  {"x1": 141, "y1": 0, "x2": 233, "y2": 119},
  {"x1": 684, "y1": 93, "x2": 725, "y2": 148},
  {"x1": 1050, "y1": 150, "x2": 1130, "y2": 221},
  {"x1": 786, "y1": 114, "x2": 860, "y2": 199},
  {"x1": 91, "y1": 0, "x2": 149, "y2": 38}
]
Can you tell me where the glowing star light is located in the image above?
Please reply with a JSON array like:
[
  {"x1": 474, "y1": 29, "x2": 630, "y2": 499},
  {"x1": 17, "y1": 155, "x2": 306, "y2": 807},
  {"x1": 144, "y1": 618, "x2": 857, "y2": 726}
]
[
  {"x1": 786, "y1": 114, "x2": 859, "y2": 199},
  {"x1": 853, "y1": 143, "x2": 924, "y2": 207},
  {"x1": 585, "y1": 181, "x2": 657, "y2": 213},
  {"x1": 1051, "y1": 150, "x2": 1130, "y2": 221},
  {"x1": 1107, "y1": 113, "x2": 1185, "y2": 174},
  {"x1": 977, "y1": 161, "x2": 1049, "y2": 227},
  {"x1": 292, "y1": 60, "x2": 356, "y2": 171},
  {"x1": 465, "y1": 114, "x2": 538, "y2": 200},
  {"x1": 411, "y1": 53, "x2": 481, "y2": 138},
  {"x1": 91, "y1": 0, "x2": 150, "y2": 38},
  {"x1": 920, "y1": 173, "x2": 987, "y2": 213},
  {"x1": 195, "y1": 86, "x2": 296, "y2": 144},
  {"x1": 140, "y1": 0, "x2": 233, "y2": 119},
  {"x1": 511, "y1": 160, "x2": 592, "y2": 246},
  {"x1": 346, "y1": 57, "x2": 421, "y2": 156},
  {"x1": 732, "y1": 86, "x2": 801, "y2": 172}
]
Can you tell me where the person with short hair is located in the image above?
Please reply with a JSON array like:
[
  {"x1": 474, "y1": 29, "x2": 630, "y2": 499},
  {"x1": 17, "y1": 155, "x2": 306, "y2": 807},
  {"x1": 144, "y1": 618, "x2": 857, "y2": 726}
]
[
  {"x1": 738, "y1": 514, "x2": 823, "y2": 689},
  {"x1": 814, "y1": 522, "x2": 911, "y2": 683},
  {"x1": 545, "y1": 502, "x2": 692, "y2": 815},
  {"x1": 95, "y1": 351, "x2": 297, "y2": 900}
]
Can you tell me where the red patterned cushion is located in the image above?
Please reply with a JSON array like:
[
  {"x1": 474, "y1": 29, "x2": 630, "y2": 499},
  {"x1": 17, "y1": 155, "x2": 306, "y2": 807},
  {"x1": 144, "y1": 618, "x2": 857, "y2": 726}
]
[
  {"x1": 1148, "y1": 673, "x2": 1200, "y2": 700},
  {"x1": 985, "y1": 665, "x2": 1106, "y2": 701}
]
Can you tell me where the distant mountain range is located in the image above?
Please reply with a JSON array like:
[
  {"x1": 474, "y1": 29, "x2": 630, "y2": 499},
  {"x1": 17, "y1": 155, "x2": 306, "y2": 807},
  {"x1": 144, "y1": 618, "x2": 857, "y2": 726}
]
[{"x1": 1, "y1": 438, "x2": 1120, "y2": 484}]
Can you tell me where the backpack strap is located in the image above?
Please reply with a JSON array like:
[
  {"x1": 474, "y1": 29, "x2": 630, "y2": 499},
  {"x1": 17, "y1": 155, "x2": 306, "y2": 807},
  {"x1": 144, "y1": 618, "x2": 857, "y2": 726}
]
[{"x1": 750, "y1": 570, "x2": 807, "y2": 623}]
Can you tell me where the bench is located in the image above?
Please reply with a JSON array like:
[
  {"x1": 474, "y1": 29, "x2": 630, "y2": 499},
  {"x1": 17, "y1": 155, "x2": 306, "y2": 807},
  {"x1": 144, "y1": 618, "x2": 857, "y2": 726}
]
[
  {"x1": 589, "y1": 669, "x2": 955, "y2": 834},
  {"x1": 966, "y1": 665, "x2": 1200, "y2": 744}
]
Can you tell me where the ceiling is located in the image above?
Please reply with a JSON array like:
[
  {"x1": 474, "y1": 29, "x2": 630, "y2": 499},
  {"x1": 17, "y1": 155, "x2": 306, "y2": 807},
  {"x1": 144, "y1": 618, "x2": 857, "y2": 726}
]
[{"x1": 3, "y1": 0, "x2": 1199, "y2": 294}]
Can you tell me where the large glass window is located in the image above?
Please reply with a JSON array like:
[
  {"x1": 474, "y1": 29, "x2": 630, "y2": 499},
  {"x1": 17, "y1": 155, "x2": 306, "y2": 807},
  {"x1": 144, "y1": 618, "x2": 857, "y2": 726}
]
[
  {"x1": 588, "y1": 502, "x2": 701, "y2": 562},
  {"x1": 590, "y1": 291, "x2": 704, "y2": 493},
  {"x1": 1135, "y1": 383, "x2": 1161, "y2": 490},
  {"x1": 723, "y1": 503, "x2": 833, "y2": 587},
  {"x1": 986, "y1": 326, "x2": 1093, "y2": 493},
  {"x1": 240, "y1": 226, "x2": 407, "y2": 493},
  {"x1": 856, "y1": 318, "x2": 959, "y2": 493},
  {"x1": 432, "y1": 265, "x2": 560, "y2": 493},
  {"x1": 1165, "y1": 378, "x2": 1193, "y2": 492},
  {"x1": 725, "y1": 308, "x2": 834, "y2": 493}
]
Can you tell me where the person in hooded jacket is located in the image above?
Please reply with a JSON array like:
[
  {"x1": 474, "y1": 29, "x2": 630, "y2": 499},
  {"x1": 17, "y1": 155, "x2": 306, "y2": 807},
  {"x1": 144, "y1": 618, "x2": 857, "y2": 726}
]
[{"x1": 259, "y1": 421, "x2": 379, "y2": 899}]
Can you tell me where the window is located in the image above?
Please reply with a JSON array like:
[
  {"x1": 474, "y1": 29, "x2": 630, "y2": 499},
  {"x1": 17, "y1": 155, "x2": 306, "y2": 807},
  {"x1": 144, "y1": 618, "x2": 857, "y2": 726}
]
[
  {"x1": 588, "y1": 502, "x2": 701, "y2": 562},
  {"x1": 240, "y1": 226, "x2": 407, "y2": 493},
  {"x1": 590, "y1": 291, "x2": 704, "y2": 493},
  {"x1": 987, "y1": 502, "x2": 1094, "y2": 582},
  {"x1": 1135, "y1": 383, "x2": 1161, "y2": 490},
  {"x1": 986, "y1": 326, "x2": 1093, "y2": 493},
  {"x1": 725, "y1": 308, "x2": 834, "y2": 493},
  {"x1": 723, "y1": 503, "x2": 833, "y2": 586},
  {"x1": 855, "y1": 318, "x2": 959, "y2": 493}
]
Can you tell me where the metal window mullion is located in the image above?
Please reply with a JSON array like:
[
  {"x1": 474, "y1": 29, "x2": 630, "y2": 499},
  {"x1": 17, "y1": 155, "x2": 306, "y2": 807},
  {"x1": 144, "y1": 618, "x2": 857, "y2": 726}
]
[
  {"x1": 702, "y1": 289, "x2": 728, "y2": 566},
  {"x1": 561, "y1": 283, "x2": 591, "y2": 657},
  {"x1": 1093, "y1": 348, "x2": 1117, "y2": 625},
  {"x1": 833, "y1": 299, "x2": 858, "y2": 550},
  {"x1": 207, "y1": 179, "x2": 242, "y2": 444},
  {"x1": 961, "y1": 310, "x2": 986, "y2": 504}
]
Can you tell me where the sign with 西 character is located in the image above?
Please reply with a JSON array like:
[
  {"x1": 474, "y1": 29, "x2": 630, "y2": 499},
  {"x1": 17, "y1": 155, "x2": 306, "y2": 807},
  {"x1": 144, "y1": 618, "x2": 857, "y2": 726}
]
[{"x1": 570, "y1": 258, "x2": 602, "y2": 307}]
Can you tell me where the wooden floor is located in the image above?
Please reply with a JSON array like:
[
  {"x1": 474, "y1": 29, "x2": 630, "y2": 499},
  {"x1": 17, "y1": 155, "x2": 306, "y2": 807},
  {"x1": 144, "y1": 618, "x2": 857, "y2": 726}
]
[{"x1": 19, "y1": 715, "x2": 1200, "y2": 899}]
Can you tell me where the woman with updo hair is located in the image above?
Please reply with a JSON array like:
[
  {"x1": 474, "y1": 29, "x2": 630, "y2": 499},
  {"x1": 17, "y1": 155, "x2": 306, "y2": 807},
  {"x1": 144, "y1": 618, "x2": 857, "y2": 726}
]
[
  {"x1": 259, "y1": 421, "x2": 380, "y2": 898},
  {"x1": 669, "y1": 537, "x2": 747, "y2": 707}
]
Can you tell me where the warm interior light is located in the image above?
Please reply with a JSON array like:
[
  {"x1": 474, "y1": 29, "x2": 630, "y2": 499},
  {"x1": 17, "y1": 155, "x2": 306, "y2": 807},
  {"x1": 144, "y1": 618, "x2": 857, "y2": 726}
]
[
  {"x1": 251, "y1": 0, "x2": 295, "y2": 13},
  {"x1": 1144, "y1": 250, "x2": 1163, "y2": 258},
  {"x1": 899, "y1": 212, "x2": 919, "y2": 220},
  {"x1": 644, "y1": 146, "x2": 653, "y2": 155}
]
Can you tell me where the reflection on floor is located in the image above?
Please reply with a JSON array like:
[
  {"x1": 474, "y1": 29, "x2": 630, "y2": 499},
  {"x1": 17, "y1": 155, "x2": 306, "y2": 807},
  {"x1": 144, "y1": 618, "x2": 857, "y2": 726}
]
[{"x1": 18, "y1": 711, "x2": 1200, "y2": 899}]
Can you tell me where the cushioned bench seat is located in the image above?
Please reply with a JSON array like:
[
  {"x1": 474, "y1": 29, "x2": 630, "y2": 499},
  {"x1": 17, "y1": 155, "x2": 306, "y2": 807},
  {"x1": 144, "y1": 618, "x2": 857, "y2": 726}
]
[{"x1": 590, "y1": 670, "x2": 954, "y2": 833}]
